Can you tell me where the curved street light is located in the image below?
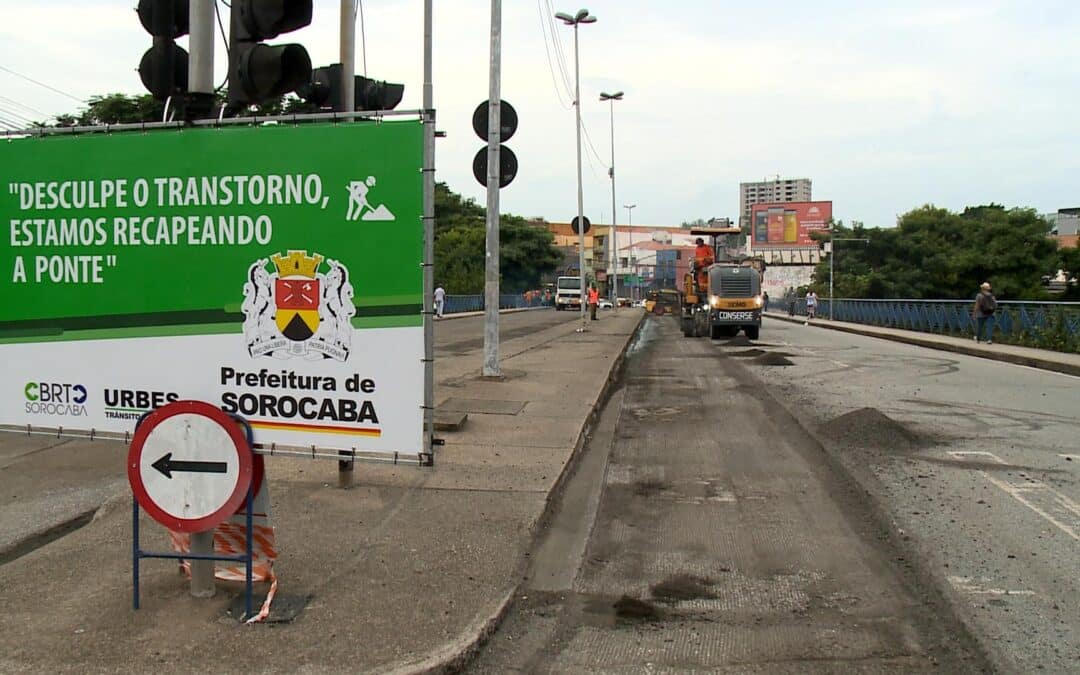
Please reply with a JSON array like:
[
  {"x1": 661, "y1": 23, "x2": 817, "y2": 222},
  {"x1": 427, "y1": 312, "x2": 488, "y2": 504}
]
[
  {"x1": 557, "y1": 8, "x2": 596, "y2": 329},
  {"x1": 600, "y1": 91, "x2": 624, "y2": 308}
]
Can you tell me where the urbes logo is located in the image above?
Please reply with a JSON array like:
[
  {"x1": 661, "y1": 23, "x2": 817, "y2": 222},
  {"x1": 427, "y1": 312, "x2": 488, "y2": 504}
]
[
  {"x1": 103, "y1": 388, "x2": 179, "y2": 420},
  {"x1": 25, "y1": 381, "x2": 88, "y2": 417}
]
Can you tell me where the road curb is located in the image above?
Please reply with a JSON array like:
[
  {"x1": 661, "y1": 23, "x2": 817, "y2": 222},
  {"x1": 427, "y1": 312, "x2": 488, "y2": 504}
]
[
  {"x1": 765, "y1": 313, "x2": 1080, "y2": 377},
  {"x1": 390, "y1": 312, "x2": 646, "y2": 675}
]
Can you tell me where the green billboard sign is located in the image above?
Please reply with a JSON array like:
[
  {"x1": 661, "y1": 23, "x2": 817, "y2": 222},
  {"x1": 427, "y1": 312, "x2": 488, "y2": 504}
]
[{"x1": 2, "y1": 121, "x2": 426, "y2": 455}]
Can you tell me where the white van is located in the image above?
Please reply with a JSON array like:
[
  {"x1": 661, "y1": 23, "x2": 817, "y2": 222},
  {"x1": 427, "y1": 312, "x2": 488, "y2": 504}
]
[{"x1": 555, "y1": 276, "x2": 582, "y2": 311}]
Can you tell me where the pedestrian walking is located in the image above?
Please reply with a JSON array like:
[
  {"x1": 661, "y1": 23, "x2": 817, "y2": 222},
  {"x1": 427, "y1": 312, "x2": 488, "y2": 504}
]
[
  {"x1": 588, "y1": 284, "x2": 600, "y2": 321},
  {"x1": 972, "y1": 281, "x2": 997, "y2": 344},
  {"x1": 762, "y1": 290, "x2": 770, "y2": 312},
  {"x1": 805, "y1": 290, "x2": 818, "y2": 323},
  {"x1": 434, "y1": 283, "x2": 446, "y2": 319}
]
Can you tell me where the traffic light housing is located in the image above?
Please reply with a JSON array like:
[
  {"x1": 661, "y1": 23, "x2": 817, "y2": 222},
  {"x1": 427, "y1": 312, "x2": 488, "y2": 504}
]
[
  {"x1": 137, "y1": 0, "x2": 190, "y2": 100},
  {"x1": 227, "y1": 0, "x2": 313, "y2": 111},
  {"x1": 299, "y1": 64, "x2": 405, "y2": 112}
]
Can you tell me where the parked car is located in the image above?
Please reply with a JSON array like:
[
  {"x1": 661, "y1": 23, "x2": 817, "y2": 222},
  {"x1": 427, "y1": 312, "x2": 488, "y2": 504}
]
[{"x1": 598, "y1": 298, "x2": 614, "y2": 309}]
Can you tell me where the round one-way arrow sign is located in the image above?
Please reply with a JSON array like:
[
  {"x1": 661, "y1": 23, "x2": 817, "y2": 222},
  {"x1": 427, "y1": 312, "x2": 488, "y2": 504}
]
[{"x1": 127, "y1": 400, "x2": 253, "y2": 533}]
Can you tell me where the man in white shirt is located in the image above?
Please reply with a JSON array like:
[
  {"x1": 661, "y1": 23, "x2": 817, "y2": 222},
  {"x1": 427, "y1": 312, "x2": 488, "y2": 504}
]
[
  {"x1": 805, "y1": 290, "x2": 818, "y2": 322},
  {"x1": 434, "y1": 284, "x2": 446, "y2": 319}
]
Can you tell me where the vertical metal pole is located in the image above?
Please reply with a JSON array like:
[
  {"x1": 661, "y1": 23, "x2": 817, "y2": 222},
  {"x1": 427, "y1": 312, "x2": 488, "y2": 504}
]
[
  {"x1": 422, "y1": 0, "x2": 436, "y2": 462},
  {"x1": 608, "y1": 99, "x2": 618, "y2": 311},
  {"x1": 189, "y1": 530, "x2": 215, "y2": 598},
  {"x1": 244, "y1": 485, "x2": 253, "y2": 621},
  {"x1": 573, "y1": 25, "x2": 587, "y2": 331},
  {"x1": 188, "y1": 1, "x2": 214, "y2": 94},
  {"x1": 829, "y1": 243, "x2": 834, "y2": 321},
  {"x1": 132, "y1": 498, "x2": 140, "y2": 610},
  {"x1": 482, "y1": 0, "x2": 502, "y2": 377},
  {"x1": 341, "y1": 0, "x2": 356, "y2": 114},
  {"x1": 338, "y1": 0, "x2": 358, "y2": 486}
]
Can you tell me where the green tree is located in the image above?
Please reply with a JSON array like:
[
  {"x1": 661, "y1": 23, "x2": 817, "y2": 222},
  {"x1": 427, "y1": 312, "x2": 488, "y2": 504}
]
[
  {"x1": 433, "y1": 182, "x2": 559, "y2": 294},
  {"x1": 812, "y1": 204, "x2": 1060, "y2": 300}
]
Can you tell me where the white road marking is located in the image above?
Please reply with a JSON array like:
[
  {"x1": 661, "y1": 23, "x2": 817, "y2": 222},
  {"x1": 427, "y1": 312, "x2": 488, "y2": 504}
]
[
  {"x1": 948, "y1": 576, "x2": 1036, "y2": 596},
  {"x1": 947, "y1": 450, "x2": 1080, "y2": 542},
  {"x1": 1059, "y1": 454, "x2": 1080, "y2": 461}
]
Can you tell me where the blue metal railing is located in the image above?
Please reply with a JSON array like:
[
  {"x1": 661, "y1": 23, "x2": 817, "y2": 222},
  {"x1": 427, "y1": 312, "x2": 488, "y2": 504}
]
[
  {"x1": 443, "y1": 293, "x2": 550, "y2": 315},
  {"x1": 778, "y1": 298, "x2": 1080, "y2": 344}
]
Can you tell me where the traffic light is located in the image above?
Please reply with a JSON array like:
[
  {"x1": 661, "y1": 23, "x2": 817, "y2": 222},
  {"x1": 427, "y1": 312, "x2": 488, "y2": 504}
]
[
  {"x1": 299, "y1": 64, "x2": 404, "y2": 112},
  {"x1": 227, "y1": 0, "x2": 313, "y2": 110},
  {"x1": 137, "y1": 0, "x2": 190, "y2": 101},
  {"x1": 356, "y1": 76, "x2": 404, "y2": 111}
]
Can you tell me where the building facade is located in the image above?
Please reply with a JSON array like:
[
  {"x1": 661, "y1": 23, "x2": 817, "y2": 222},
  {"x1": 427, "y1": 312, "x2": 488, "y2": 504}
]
[{"x1": 739, "y1": 178, "x2": 812, "y2": 230}]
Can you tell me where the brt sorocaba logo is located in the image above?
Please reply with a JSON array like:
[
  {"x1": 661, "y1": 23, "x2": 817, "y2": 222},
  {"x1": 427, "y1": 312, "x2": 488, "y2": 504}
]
[{"x1": 241, "y1": 250, "x2": 356, "y2": 362}]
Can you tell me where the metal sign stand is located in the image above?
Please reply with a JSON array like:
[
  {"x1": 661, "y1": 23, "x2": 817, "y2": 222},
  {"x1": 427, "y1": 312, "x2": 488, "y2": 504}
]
[{"x1": 131, "y1": 413, "x2": 256, "y2": 621}]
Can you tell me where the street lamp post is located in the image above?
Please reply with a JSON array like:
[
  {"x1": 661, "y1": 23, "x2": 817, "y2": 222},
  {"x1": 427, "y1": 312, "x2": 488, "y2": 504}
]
[
  {"x1": 556, "y1": 8, "x2": 596, "y2": 331},
  {"x1": 624, "y1": 203, "x2": 636, "y2": 300},
  {"x1": 600, "y1": 91, "x2": 623, "y2": 310},
  {"x1": 827, "y1": 237, "x2": 869, "y2": 320}
]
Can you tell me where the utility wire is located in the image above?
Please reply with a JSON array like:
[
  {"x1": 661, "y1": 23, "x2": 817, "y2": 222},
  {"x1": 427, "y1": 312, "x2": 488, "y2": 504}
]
[
  {"x1": 356, "y1": 0, "x2": 367, "y2": 76},
  {"x1": 535, "y1": 0, "x2": 571, "y2": 108},
  {"x1": 0, "y1": 104, "x2": 35, "y2": 125},
  {"x1": 214, "y1": 0, "x2": 230, "y2": 91},
  {"x1": 0, "y1": 115, "x2": 23, "y2": 131},
  {"x1": 0, "y1": 65, "x2": 82, "y2": 102},
  {"x1": 0, "y1": 95, "x2": 49, "y2": 119},
  {"x1": 545, "y1": 1, "x2": 576, "y2": 96}
]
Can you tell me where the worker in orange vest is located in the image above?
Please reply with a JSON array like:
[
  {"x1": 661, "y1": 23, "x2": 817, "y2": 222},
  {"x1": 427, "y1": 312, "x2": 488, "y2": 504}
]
[
  {"x1": 694, "y1": 237, "x2": 714, "y2": 290},
  {"x1": 587, "y1": 285, "x2": 600, "y2": 321}
]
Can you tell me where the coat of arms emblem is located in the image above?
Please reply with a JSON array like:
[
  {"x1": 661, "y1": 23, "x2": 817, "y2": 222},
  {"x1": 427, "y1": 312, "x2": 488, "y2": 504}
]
[{"x1": 241, "y1": 250, "x2": 356, "y2": 361}]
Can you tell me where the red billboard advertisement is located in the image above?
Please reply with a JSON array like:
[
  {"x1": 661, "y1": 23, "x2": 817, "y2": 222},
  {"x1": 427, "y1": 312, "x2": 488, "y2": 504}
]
[{"x1": 750, "y1": 201, "x2": 832, "y2": 246}]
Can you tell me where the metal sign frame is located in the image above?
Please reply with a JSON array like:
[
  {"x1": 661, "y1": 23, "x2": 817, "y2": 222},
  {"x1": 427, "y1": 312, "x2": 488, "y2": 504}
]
[{"x1": 0, "y1": 110, "x2": 436, "y2": 468}]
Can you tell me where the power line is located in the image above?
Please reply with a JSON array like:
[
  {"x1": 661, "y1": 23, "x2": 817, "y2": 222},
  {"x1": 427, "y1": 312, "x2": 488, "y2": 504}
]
[
  {"x1": 0, "y1": 95, "x2": 49, "y2": 119},
  {"x1": 214, "y1": 0, "x2": 230, "y2": 91},
  {"x1": 544, "y1": 1, "x2": 575, "y2": 95},
  {"x1": 0, "y1": 65, "x2": 82, "y2": 102},
  {"x1": 0, "y1": 105, "x2": 35, "y2": 126},
  {"x1": 535, "y1": 0, "x2": 571, "y2": 109},
  {"x1": 0, "y1": 115, "x2": 24, "y2": 131}
]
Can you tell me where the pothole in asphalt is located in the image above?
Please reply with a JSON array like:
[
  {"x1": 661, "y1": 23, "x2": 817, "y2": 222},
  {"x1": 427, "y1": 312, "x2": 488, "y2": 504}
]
[
  {"x1": 633, "y1": 478, "x2": 671, "y2": 497},
  {"x1": 819, "y1": 407, "x2": 928, "y2": 450},
  {"x1": 612, "y1": 595, "x2": 664, "y2": 621},
  {"x1": 650, "y1": 574, "x2": 717, "y2": 603}
]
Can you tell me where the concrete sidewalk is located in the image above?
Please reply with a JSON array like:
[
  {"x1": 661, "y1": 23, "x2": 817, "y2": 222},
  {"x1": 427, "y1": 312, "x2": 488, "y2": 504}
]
[
  {"x1": 0, "y1": 310, "x2": 643, "y2": 674},
  {"x1": 766, "y1": 311, "x2": 1080, "y2": 377}
]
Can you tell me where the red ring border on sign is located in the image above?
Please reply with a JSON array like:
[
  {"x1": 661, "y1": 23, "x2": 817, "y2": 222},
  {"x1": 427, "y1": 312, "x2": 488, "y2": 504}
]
[{"x1": 127, "y1": 400, "x2": 253, "y2": 533}]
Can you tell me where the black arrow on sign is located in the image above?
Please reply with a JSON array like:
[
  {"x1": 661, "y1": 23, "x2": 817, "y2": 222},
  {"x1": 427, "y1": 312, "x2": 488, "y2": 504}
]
[{"x1": 151, "y1": 452, "x2": 227, "y2": 479}]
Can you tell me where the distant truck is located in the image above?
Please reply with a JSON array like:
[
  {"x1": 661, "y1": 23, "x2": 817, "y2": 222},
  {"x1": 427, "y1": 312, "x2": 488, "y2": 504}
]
[
  {"x1": 555, "y1": 276, "x2": 582, "y2": 311},
  {"x1": 681, "y1": 227, "x2": 765, "y2": 340}
]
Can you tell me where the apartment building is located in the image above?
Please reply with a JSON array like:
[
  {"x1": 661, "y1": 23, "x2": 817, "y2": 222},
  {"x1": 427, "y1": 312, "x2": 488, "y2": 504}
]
[{"x1": 739, "y1": 178, "x2": 812, "y2": 229}]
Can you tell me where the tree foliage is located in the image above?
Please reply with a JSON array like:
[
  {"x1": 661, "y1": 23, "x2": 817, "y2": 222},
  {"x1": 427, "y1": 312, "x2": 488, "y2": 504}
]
[
  {"x1": 40, "y1": 93, "x2": 316, "y2": 127},
  {"x1": 433, "y1": 183, "x2": 559, "y2": 294},
  {"x1": 811, "y1": 204, "x2": 1067, "y2": 300}
]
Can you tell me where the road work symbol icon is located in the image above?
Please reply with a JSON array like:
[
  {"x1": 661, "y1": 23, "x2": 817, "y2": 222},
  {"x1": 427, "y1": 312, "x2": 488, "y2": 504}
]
[{"x1": 346, "y1": 176, "x2": 396, "y2": 221}]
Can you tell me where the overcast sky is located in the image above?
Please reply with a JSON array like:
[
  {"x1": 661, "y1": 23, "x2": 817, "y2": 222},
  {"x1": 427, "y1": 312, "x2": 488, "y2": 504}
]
[{"x1": 0, "y1": 1, "x2": 1076, "y2": 228}]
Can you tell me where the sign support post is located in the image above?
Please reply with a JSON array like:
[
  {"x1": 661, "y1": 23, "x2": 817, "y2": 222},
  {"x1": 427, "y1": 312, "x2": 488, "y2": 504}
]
[{"x1": 128, "y1": 401, "x2": 256, "y2": 618}]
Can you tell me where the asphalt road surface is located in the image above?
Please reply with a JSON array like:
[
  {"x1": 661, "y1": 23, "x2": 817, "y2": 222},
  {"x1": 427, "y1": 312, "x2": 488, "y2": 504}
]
[
  {"x1": 743, "y1": 317, "x2": 1080, "y2": 673},
  {"x1": 469, "y1": 315, "x2": 990, "y2": 673}
]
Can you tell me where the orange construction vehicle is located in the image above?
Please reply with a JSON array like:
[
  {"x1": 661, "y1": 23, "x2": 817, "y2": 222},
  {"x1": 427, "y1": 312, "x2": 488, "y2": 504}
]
[{"x1": 681, "y1": 227, "x2": 766, "y2": 340}]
